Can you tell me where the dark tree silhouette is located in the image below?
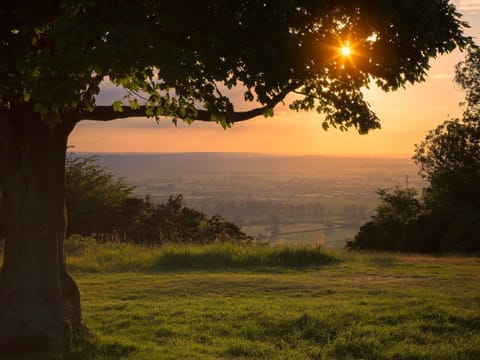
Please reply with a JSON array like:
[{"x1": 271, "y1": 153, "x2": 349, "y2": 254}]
[
  {"x1": 413, "y1": 46, "x2": 480, "y2": 252},
  {"x1": 346, "y1": 187, "x2": 423, "y2": 251},
  {"x1": 0, "y1": 1, "x2": 470, "y2": 356},
  {"x1": 348, "y1": 46, "x2": 480, "y2": 254}
]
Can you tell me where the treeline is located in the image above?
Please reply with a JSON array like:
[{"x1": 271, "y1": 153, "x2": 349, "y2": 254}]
[
  {"x1": 347, "y1": 47, "x2": 480, "y2": 254},
  {"x1": 202, "y1": 200, "x2": 368, "y2": 228},
  {"x1": 65, "y1": 155, "x2": 250, "y2": 245}
]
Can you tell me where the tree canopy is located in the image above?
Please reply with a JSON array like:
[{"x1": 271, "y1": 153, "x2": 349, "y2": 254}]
[{"x1": 1, "y1": 1, "x2": 469, "y2": 130}]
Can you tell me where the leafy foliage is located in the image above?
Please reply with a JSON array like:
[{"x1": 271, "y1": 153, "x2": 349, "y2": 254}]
[
  {"x1": 350, "y1": 46, "x2": 480, "y2": 254},
  {"x1": 455, "y1": 45, "x2": 480, "y2": 117},
  {"x1": 66, "y1": 154, "x2": 134, "y2": 236},
  {"x1": 117, "y1": 194, "x2": 251, "y2": 245},
  {"x1": 413, "y1": 46, "x2": 480, "y2": 253},
  {"x1": 346, "y1": 187, "x2": 425, "y2": 252}
]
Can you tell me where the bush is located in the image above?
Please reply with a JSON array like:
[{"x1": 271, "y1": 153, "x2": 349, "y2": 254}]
[
  {"x1": 120, "y1": 194, "x2": 251, "y2": 245},
  {"x1": 65, "y1": 234, "x2": 97, "y2": 257},
  {"x1": 346, "y1": 187, "x2": 423, "y2": 252}
]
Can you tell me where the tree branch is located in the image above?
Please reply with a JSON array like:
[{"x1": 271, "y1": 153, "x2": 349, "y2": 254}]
[{"x1": 78, "y1": 83, "x2": 299, "y2": 123}]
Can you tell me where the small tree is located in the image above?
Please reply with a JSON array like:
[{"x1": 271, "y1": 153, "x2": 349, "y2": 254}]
[{"x1": 347, "y1": 187, "x2": 422, "y2": 251}]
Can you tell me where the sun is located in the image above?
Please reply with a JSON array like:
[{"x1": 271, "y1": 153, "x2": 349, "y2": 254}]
[{"x1": 340, "y1": 44, "x2": 352, "y2": 57}]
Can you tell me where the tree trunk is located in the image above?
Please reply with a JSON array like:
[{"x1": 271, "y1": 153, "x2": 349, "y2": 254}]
[{"x1": 0, "y1": 107, "x2": 80, "y2": 356}]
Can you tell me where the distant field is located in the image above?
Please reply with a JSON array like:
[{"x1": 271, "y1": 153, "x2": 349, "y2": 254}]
[
  {"x1": 81, "y1": 152, "x2": 426, "y2": 247},
  {"x1": 59, "y1": 245, "x2": 480, "y2": 359},
  {"x1": 243, "y1": 223, "x2": 356, "y2": 248}
]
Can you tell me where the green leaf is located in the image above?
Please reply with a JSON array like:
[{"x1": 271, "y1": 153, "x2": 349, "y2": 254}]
[
  {"x1": 263, "y1": 107, "x2": 274, "y2": 118},
  {"x1": 112, "y1": 101, "x2": 123, "y2": 112},
  {"x1": 129, "y1": 98, "x2": 140, "y2": 110}
]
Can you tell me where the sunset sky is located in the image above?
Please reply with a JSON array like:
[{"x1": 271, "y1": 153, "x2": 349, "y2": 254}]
[{"x1": 69, "y1": 1, "x2": 480, "y2": 158}]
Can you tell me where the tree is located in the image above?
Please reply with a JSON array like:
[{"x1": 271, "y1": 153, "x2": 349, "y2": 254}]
[
  {"x1": 413, "y1": 46, "x2": 480, "y2": 252},
  {"x1": 349, "y1": 46, "x2": 480, "y2": 254},
  {"x1": 0, "y1": 1, "x2": 470, "y2": 356},
  {"x1": 66, "y1": 154, "x2": 134, "y2": 237},
  {"x1": 346, "y1": 187, "x2": 423, "y2": 251}
]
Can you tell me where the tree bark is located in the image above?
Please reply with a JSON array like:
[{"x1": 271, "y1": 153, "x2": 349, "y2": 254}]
[{"x1": 0, "y1": 107, "x2": 80, "y2": 356}]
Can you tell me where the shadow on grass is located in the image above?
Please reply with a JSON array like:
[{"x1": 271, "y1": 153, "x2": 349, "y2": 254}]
[{"x1": 153, "y1": 245, "x2": 340, "y2": 272}]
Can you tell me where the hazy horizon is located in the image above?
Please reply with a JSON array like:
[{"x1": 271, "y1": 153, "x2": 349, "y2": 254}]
[{"x1": 71, "y1": 150, "x2": 415, "y2": 160}]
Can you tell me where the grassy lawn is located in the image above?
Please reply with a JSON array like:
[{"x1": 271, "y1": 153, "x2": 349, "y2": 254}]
[{"x1": 62, "y1": 246, "x2": 480, "y2": 359}]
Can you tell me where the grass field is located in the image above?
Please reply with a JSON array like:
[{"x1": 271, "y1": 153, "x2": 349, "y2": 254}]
[{"x1": 52, "y1": 244, "x2": 480, "y2": 359}]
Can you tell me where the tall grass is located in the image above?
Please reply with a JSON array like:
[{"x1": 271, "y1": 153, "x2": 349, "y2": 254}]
[{"x1": 67, "y1": 242, "x2": 339, "y2": 273}]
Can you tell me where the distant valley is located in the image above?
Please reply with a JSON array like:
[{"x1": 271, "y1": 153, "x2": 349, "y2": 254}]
[{"x1": 78, "y1": 152, "x2": 425, "y2": 248}]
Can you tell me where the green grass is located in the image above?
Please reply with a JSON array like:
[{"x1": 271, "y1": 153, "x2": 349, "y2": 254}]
[
  {"x1": 62, "y1": 246, "x2": 480, "y2": 359},
  {"x1": 2, "y1": 243, "x2": 480, "y2": 359},
  {"x1": 67, "y1": 242, "x2": 339, "y2": 273}
]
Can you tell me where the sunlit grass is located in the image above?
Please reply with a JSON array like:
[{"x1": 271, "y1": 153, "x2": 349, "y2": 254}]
[
  {"x1": 67, "y1": 242, "x2": 339, "y2": 273},
  {"x1": 2, "y1": 241, "x2": 480, "y2": 359},
  {"x1": 65, "y1": 250, "x2": 480, "y2": 359}
]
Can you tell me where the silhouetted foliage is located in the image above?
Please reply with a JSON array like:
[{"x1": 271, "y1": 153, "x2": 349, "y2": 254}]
[
  {"x1": 349, "y1": 46, "x2": 480, "y2": 254},
  {"x1": 455, "y1": 46, "x2": 480, "y2": 118},
  {"x1": 120, "y1": 194, "x2": 251, "y2": 245},
  {"x1": 346, "y1": 187, "x2": 424, "y2": 252},
  {"x1": 414, "y1": 46, "x2": 480, "y2": 253}
]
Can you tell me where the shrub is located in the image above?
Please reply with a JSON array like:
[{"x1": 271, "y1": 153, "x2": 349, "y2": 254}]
[{"x1": 65, "y1": 234, "x2": 97, "y2": 257}]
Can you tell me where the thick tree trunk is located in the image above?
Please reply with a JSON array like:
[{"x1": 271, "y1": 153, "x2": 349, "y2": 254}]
[{"x1": 0, "y1": 108, "x2": 80, "y2": 356}]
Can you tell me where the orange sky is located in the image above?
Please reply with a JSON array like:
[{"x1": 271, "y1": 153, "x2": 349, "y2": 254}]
[{"x1": 69, "y1": 2, "x2": 480, "y2": 158}]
